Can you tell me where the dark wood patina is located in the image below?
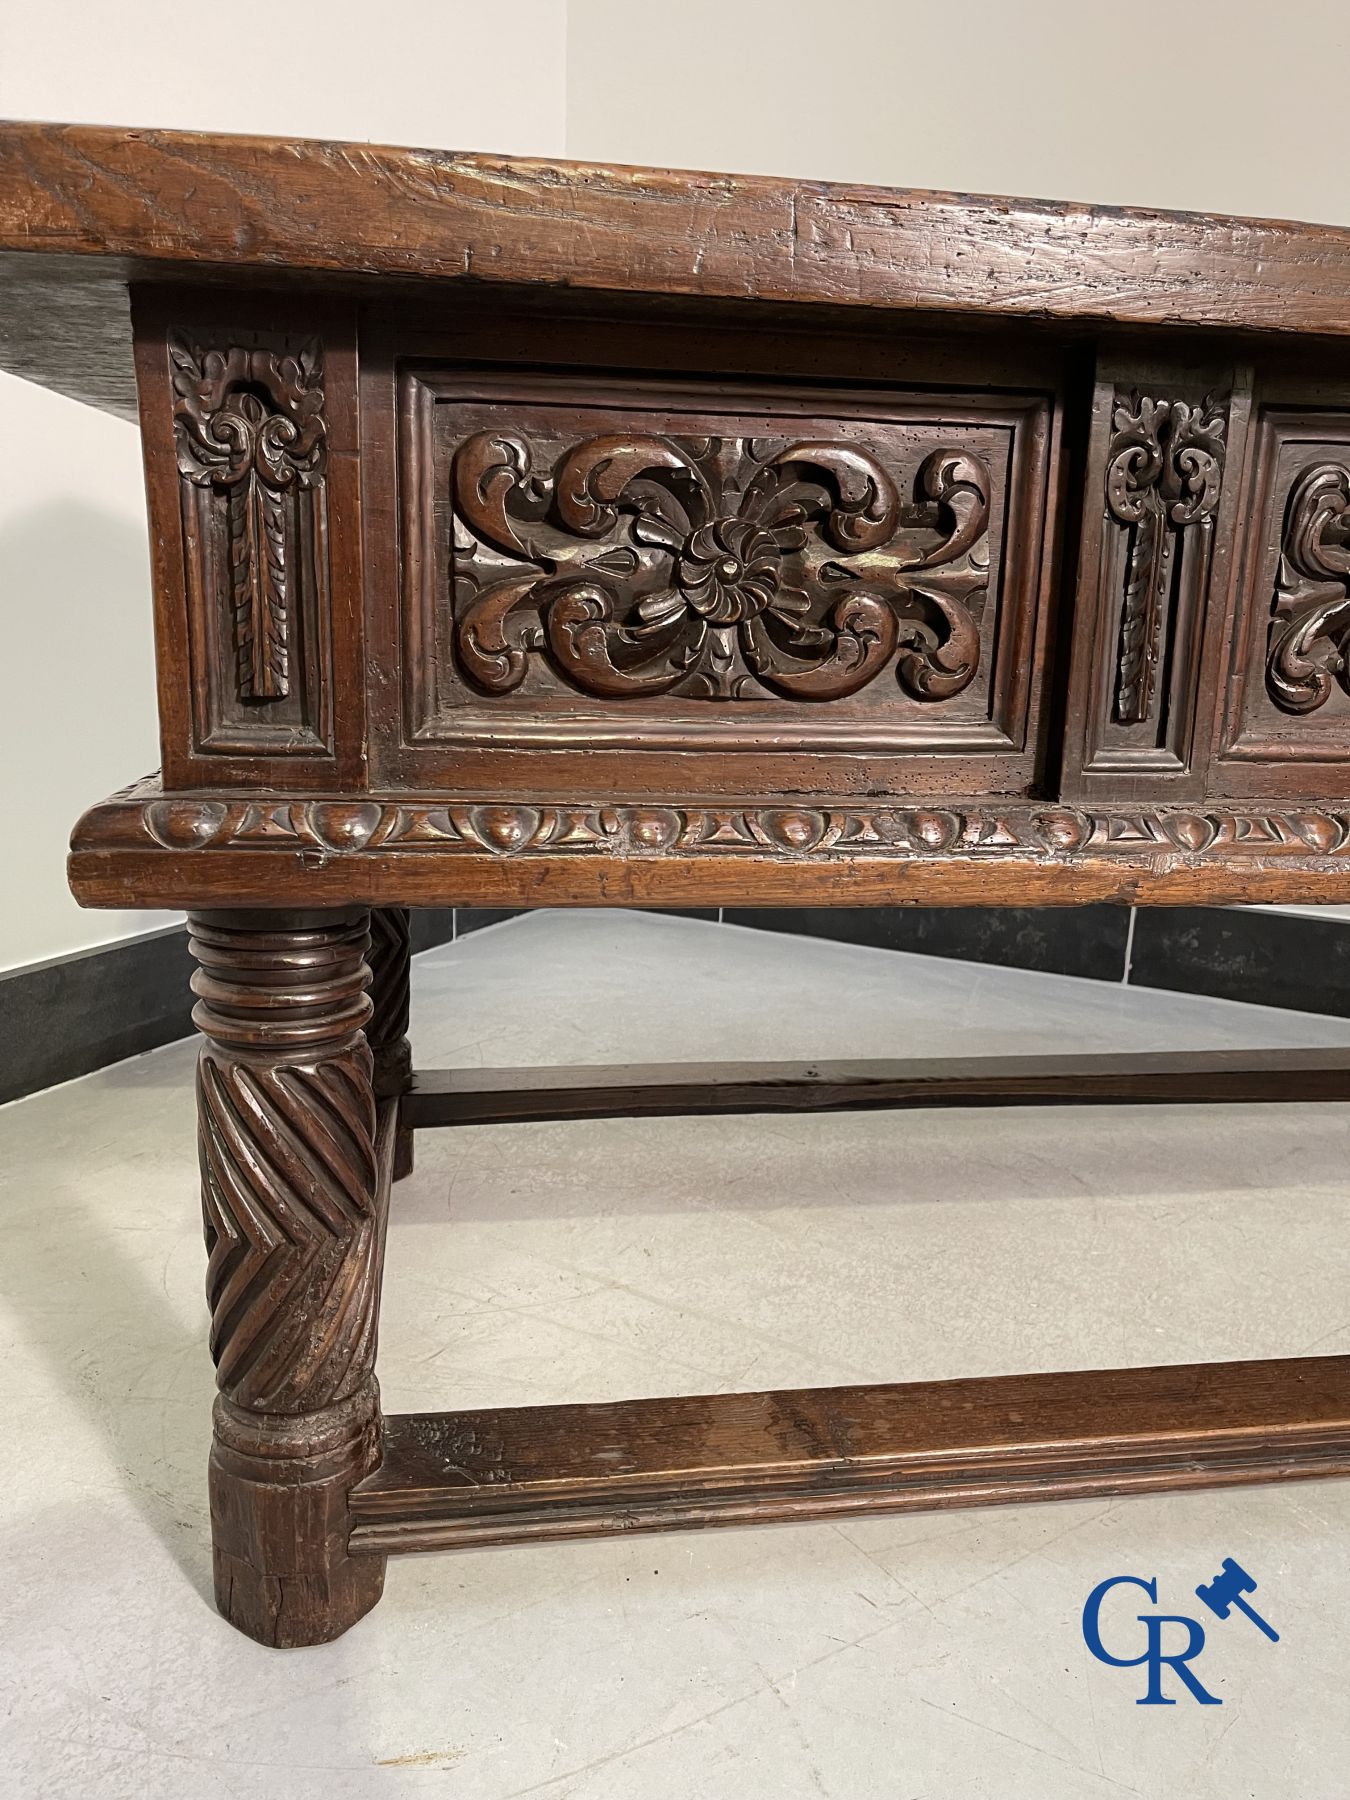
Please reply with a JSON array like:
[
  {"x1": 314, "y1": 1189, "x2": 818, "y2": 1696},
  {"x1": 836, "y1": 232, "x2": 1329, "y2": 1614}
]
[{"x1": 5, "y1": 121, "x2": 1350, "y2": 1646}]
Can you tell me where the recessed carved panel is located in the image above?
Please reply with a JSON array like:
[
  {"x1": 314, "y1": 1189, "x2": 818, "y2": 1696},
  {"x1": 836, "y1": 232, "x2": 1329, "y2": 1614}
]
[
  {"x1": 170, "y1": 331, "x2": 332, "y2": 755},
  {"x1": 452, "y1": 431, "x2": 990, "y2": 705},
  {"x1": 1222, "y1": 405, "x2": 1350, "y2": 790},
  {"x1": 1080, "y1": 388, "x2": 1229, "y2": 780},
  {"x1": 1265, "y1": 461, "x2": 1350, "y2": 715},
  {"x1": 1106, "y1": 394, "x2": 1226, "y2": 725},
  {"x1": 401, "y1": 373, "x2": 1052, "y2": 760}
]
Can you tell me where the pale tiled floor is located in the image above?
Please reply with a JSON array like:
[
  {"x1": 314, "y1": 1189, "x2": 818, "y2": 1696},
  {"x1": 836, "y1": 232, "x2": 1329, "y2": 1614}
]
[{"x1": 3, "y1": 910, "x2": 1350, "y2": 1799}]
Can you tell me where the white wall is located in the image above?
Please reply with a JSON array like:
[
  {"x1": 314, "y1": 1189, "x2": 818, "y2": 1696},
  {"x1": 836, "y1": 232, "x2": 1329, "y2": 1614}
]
[
  {"x1": 0, "y1": 0, "x2": 568, "y2": 972},
  {"x1": 565, "y1": 0, "x2": 1350, "y2": 222}
]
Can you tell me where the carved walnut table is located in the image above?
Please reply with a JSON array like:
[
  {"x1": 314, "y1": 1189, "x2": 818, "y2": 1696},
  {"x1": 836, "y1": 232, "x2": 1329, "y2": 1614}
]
[{"x1": 7, "y1": 122, "x2": 1350, "y2": 1646}]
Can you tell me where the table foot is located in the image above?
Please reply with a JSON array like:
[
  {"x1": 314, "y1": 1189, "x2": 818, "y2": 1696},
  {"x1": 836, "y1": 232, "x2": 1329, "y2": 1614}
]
[{"x1": 211, "y1": 1385, "x2": 386, "y2": 1647}]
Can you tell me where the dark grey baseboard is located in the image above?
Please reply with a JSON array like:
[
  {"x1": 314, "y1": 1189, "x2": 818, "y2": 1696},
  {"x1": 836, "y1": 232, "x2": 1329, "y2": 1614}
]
[
  {"x1": 409, "y1": 908, "x2": 456, "y2": 952},
  {"x1": 455, "y1": 908, "x2": 529, "y2": 936},
  {"x1": 0, "y1": 911, "x2": 455, "y2": 1108},
  {"x1": 723, "y1": 906, "x2": 1133, "y2": 981},
  {"x1": 1129, "y1": 907, "x2": 1350, "y2": 1018},
  {"x1": 725, "y1": 903, "x2": 1350, "y2": 1022},
  {"x1": 4, "y1": 902, "x2": 1346, "y2": 1106},
  {"x1": 0, "y1": 926, "x2": 197, "y2": 1107}
]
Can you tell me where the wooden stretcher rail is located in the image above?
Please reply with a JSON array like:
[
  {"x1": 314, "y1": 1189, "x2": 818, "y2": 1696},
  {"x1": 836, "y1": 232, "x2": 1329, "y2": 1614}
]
[
  {"x1": 402, "y1": 1048, "x2": 1350, "y2": 1129},
  {"x1": 348, "y1": 1354, "x2": 1350, "y2": 1554}
]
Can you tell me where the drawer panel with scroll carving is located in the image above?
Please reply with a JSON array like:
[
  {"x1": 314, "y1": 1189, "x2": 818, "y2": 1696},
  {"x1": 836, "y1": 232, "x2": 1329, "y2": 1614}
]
[
  {"x1": 1218, "y1": 397, "x2": 1350, "y2": 799},
  {"x1": 396, "y1": 370, "x2": 1056, "y2": 795}
]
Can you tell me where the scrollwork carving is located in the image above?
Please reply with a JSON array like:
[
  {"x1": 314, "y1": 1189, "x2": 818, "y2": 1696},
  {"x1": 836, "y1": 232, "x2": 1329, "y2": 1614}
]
[
  {"x1": 451, "y1": 431, "x2": 992, "y2": 704},
  {"x1": 171, "y1": 334, "x2": 327, "y2": 704},
  {"x1": 1105, "y1": 394, "x2": 1227, "y2": 725},
  {"x1": 1266, "y1": 461, "x2": 1350, "y2": 714}
]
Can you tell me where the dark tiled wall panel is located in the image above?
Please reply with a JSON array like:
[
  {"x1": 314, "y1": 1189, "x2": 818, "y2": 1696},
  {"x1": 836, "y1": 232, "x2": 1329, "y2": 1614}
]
[
  {"x1": 1, "y1": 912, "x2": 457, "y2": 1106},
  {"x1": 724, "y1": 907, "x2": 1132, "y2": 982},
  {"x1": 0, "y1": 927, "x2": 196, "y2": 1105},
  {"x1": 1129, "y1": 908, "x2": 1350, "y2": 1018}
]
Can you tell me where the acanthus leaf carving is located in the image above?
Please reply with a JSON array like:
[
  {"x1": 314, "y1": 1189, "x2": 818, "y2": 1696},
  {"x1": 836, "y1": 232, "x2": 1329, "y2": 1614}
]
[
  {"x1": 1266, "y1": 460, "x2": 1350, "y2": 714},
  {"x1": 1105, "y1": 393, "x2": 1227, "y2": 726},
  {"x1": 451, "y1": 431, "x2": 992, "y2": 705},
  {"x1": 171, "y1": 334, "x2": 327, "y2": 704}
]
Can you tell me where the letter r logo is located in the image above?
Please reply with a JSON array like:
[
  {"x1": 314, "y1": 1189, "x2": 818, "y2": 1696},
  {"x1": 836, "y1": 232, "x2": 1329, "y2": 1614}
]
[{"x1": 1081, "y1": 1575, "x2": 1221, "y2": 1706}]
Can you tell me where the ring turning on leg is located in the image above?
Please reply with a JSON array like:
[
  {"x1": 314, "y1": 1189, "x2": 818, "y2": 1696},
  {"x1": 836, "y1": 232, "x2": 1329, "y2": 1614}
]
[{"x1": 189, "y1": 908, "x2": 390, "y2": 1646}]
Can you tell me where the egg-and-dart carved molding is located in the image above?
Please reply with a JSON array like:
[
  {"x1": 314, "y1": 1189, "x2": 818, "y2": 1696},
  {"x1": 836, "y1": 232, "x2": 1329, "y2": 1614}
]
[{"x1": 76, "y1": 785, "x2": 1350, "y2": 863}]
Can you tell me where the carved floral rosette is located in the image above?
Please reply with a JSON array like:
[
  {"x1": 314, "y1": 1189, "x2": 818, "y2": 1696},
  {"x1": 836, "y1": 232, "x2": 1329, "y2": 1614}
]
[{"x1": 448, "y1": 431, "x2": 993, "y2": 705}]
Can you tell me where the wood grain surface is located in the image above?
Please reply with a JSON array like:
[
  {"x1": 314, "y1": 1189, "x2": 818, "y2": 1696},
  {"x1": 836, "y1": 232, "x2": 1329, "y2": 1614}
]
[
  {"x1": 10, "y1": 121, "x2": 1350, "y2": 417},
  {"x1": 67, "y1": 779, "x2": 1350, "y2": 908},
  {"x1": 8, "y1": 122, "x2": 1350, "y2": 335},
  {"x1": 349, "y1": 1355, "x2": 1350, "y2": 1553},
  {"x1": 403, "y1": 1050, "x2": 1350, "y2": 1129}
]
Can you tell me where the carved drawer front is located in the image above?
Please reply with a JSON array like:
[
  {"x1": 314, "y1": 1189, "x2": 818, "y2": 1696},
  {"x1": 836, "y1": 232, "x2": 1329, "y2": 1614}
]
[
  {"x1": 1218, "y1": 398, "x2": 1350, "y2": 800},
  {"x1": 396, "y1": 370, "x2": 1056, "y2": 796},
  {"x1": 1060, "y1": 358, "x2": 1247, "y2": 802}
]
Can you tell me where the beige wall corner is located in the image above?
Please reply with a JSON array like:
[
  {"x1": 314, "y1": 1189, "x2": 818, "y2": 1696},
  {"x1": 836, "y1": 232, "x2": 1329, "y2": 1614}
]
[{"x1": 0, "y1": 0, "x2": 568, "y2": 971}]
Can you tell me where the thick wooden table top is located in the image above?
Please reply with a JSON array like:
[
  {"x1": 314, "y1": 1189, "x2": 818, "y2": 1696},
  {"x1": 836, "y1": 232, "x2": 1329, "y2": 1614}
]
[
  {"x1": 7, "y1": 123, "x2": 1350, "y2": 909},
  {"x1": 6, "y1": 120, "x2": 1350, "y2": 419}
]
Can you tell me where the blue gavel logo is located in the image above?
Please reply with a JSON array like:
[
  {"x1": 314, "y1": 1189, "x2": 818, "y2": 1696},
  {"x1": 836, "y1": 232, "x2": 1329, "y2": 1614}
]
[
  {"x1": 1082, "y1": 1558, "x2": 1278, "y2": 1705},
  {"x1": 1194, "y1": 1557, "x2": 1279, "y2": 1642}
]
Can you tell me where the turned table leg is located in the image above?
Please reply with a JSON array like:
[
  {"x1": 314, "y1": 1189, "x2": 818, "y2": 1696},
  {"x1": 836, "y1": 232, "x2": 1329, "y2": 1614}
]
[
  {"x1": 368, "y1": 907, "x2": 414, "y2": 1180},
  {"x1": 188, "y1": 908, "x2": 390, "y2": 1647}
]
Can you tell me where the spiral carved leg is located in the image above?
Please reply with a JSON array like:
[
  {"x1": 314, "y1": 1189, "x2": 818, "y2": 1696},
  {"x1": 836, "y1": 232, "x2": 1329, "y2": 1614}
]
[
  {"x1": 368, "y1": 907, "x2": 414, "y2": 1180},
  {"x1": 189, "y1": 908, "x2": 389, "y2": 1646}
]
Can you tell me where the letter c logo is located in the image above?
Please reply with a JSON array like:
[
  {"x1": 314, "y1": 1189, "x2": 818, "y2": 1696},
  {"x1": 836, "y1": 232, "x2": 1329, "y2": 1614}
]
[{"x1": 1082, "y1": 1575, "x2": 1159, "y2": 1667}]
